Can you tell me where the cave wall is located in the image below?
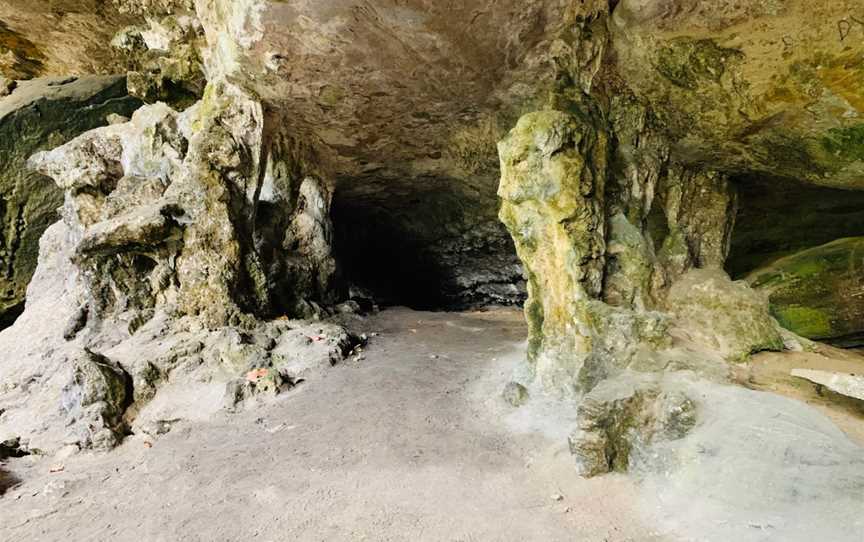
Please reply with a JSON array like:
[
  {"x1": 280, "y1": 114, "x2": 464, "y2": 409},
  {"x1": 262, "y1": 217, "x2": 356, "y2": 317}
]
[
  {"x1": 0, "y1": 76, "x2": 141, "y2": 326},
  {"x1": 27, "y1": 80, "x2": 339, "y2": 330},
  {"x1": 493, "y1": 0, "x2": 864, "y2": 397},
  {"x1": 1, "y1": 0, "x2": 864, "y2": 465}
]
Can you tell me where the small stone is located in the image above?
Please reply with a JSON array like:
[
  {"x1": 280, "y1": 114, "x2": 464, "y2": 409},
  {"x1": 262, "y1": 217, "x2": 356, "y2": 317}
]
[
  {"x1": 0, "y1": 76, "x2": 16, "y2": 97},
  {"x1": 335, "y1": 300, "x2": 361, "y2": 315},
  {"x1": 502, "y1": 381, "x2": 529, "y2": 407},
  {"x1": 105, "y1": 113, "x2": 129, "y2": 125},
  {"x1": 791, "y1": 369, "x2": 864, "y2": 402},
  {"x1": 429, "y1": 354, "x2": 439, "y2": 360},
  {"x1": 551, "y1": 493, "x2": 564, "y2": 502}
]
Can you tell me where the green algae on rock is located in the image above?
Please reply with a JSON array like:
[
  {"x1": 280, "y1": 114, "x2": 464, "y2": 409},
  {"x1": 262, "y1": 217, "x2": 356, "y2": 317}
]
[
  {"x1": 497, "y1": 109, "x2": 610, "y2": 393},
  {"x1": 748, "y1": 237, "x2": 864, "y2": 346},
  {"x1": 611, "y1": 0, "x2": 864, "y2": 189}
]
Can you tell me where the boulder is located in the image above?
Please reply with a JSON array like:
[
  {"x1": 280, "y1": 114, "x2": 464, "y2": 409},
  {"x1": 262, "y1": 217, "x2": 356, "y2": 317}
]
[
  {"x1": 568, "y1": 374, "x2": 697, "y2": 477},
  {"x1": 667, "y1": 268, "x2": 784, "y2": 361},
  {"x1": 748, "y1": 237, "x2": 864, "y2": 346}
]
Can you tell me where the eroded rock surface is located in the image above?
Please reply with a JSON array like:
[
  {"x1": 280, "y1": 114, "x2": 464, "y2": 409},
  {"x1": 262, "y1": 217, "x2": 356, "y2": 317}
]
[
  {"x1": 791, "y1": 368, "x2": 864, "y2": 402},
  {"x1": 667, "y1": 268, "x2": 784, "y2": 362},
  {"x1": 569, "y1": 374, "x2": 697, "y2": 477},
  {"x1": 611, "y1": 0, "x2": 864, "y2": 188},
  {"x1": 0, "y1": 76, "x2": 361, "y2": 452},
  {"x1": 0, "y1": 75, "x2": 140, "y2": 326}
]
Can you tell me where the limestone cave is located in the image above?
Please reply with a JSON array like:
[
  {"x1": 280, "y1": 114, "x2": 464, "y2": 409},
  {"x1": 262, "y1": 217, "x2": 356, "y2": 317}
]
[{"x1": 0, "y1": 1, "x2": 863, "y2": 540}]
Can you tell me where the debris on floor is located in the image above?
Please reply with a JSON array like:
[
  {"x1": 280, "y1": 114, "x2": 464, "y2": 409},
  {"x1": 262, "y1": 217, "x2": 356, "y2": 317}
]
[{"x1": 791, "y1": 369, "x2": 864, "y2": 402}]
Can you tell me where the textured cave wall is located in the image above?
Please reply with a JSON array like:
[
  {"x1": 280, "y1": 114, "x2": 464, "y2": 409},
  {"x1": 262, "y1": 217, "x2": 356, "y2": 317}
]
[
  {"x1": 0, "y1": 75, "x2": 141, "y2": 326},
  {"x1": 0, "y1": 1, "x2": 140, "y2": 79},
  {"x1": 495, "y1": 1, "x2": 830, "y2": 396},
  {"x1": 0, "y1": 77, "x2": 352, "y2": 452},
  {"x1": 610, "y1": 0, "x2": 864, "y2": 188},
  {"x1": 27, "y1": 80, "x2": 339, "y2": 331},
  {"x1": 491, "y1": 1, "x2": 864, "y2": 475},
  {"x1": 187, "y1": 0, "x2": 580, "y2": 308}
]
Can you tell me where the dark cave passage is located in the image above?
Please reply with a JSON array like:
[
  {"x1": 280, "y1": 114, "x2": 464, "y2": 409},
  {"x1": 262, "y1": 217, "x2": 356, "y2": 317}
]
[
  {"x1": 727, "y1": 175, "x2": 864, "y2": 347},
  {"x1": 333, "y1": 201, "x2": 449, "y2": 310},
  {"x1": 331, "y1": 184, "x2": 526, "y2": 311},
  {"x1": 727, "y1": 175, "x2": 864, "y2": 278}
]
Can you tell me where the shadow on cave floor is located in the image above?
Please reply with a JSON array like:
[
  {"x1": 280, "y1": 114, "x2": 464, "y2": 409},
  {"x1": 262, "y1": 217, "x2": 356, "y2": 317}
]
[{"x1": 0, "y1": 466, "x2": 20, "y2": 497}]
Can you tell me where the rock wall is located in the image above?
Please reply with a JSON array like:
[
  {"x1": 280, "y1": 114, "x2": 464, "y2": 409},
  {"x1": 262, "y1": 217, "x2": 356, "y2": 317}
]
[
  {"x1": 495, "y1": 4, "x2": 807, "y2": 475},
  {"x1": 0, "y1": 75, "x2": 141, "y2": 326},
  {"x1": 0, "y1": 78, "x2": 356, "y2": 453},
  {"x1": 496, "y1": 4, "x2": 780, "y2": 398},
  {"x1": 28, "y1": 80, "x2": 337, "y2": 331},
  {"x1": 610, "y1": 0, "x2": 864, "y2": 188}
]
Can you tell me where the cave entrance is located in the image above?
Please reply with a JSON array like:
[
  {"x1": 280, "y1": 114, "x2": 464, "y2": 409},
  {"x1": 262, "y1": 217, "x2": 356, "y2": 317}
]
[
  {"x1": 331, "y1": 181, "x2": 525, "y2": 311},
  {"x1": 333, "y1": 195, "x2": 451, "y2": 310},
  {"x1": 727, "y1": 174, "x2": 864, "y2": 347},
  {"x1": 727, "y1": 174, "x2": 864, "y2": 278}
]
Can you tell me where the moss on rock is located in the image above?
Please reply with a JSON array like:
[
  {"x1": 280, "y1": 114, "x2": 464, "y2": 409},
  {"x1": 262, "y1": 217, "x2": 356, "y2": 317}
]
[
  {"x1": 497, "y1": 109, "x2": 609, "y2": 393},
  {"x1": 748, "y1": 237, "x2": 864, "y2": 346},
  {"x1": 821, "y1": 124, "x2": 864, "y2": 162},
  {"x1": 655, "y1": 38, "x2": 744, "y2": 90}
]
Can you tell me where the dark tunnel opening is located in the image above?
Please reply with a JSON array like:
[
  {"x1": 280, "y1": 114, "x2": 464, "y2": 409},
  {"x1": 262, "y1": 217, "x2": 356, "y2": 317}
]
[
  {"x1": 333, "y1": 200, "x2": 450, "y2": 310},
  {"x1": 331, "y1": 183, "x2": 526, "y2": 311},
  {"x1": 727, "y1": 174, "x2": 864, "y2": 347},
  {"x1": 727, "y1": 174, "x2": 864, "y2": 278}
]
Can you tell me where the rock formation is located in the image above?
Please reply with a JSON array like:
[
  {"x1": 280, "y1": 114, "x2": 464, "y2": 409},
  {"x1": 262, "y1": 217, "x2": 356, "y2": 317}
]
[
  {"x1": 0, "y1": 0, "x2": 862, "y2": 493},
  {"x1": 0, "y1": 75, "x2": 141, "y2": 326},
  {"x1": 0, "y1": 75, "x2": 356, "y2": 452}
]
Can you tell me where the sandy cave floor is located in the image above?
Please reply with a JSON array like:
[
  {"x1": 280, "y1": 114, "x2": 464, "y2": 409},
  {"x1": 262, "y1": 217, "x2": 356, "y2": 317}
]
[{"x1": 1, "y1": 307, "x2": 863, "y2": 541}]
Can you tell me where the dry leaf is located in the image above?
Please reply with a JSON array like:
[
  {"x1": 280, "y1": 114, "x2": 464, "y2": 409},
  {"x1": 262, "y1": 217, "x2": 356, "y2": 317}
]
[{"x1": 245, "y1": 368, "x2": 269, "y2": 382}]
